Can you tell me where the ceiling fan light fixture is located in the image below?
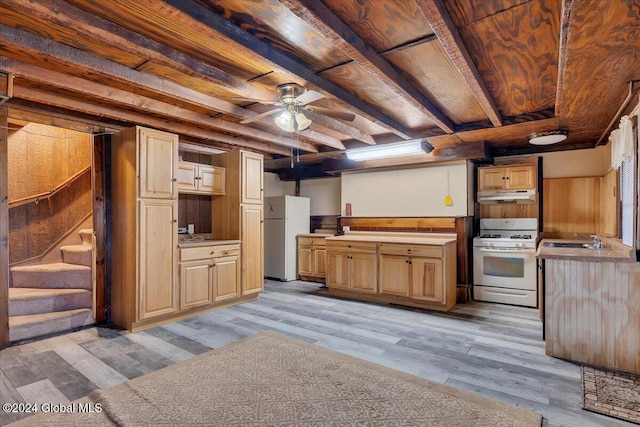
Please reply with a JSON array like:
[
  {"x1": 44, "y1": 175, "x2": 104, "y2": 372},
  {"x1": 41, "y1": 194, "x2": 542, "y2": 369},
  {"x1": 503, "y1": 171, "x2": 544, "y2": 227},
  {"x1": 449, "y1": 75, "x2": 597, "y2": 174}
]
[
  {"x1": 528, "y1": 130, "x2": 568, "y2": 145},
  {"x1": 275, "y1": 110, "x2": 294, "y2": 132},
  {"x1": 346, "y1": 140, "x2": 433, "y2": 161},
  {"x1": 295, "y1": 111, "x2": 312, "y2": 131}
]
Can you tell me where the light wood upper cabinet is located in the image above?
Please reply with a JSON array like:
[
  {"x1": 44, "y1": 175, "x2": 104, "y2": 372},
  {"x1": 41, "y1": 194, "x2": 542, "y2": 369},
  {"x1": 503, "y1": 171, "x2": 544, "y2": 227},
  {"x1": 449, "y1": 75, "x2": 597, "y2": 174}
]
[
  {"x1": 177, "y1": 161, "x2": 225, "y2": 195},
  {"x1": 478, "y1": 164, "x2": 536, "y2": 191},
  {"x1": 241, "y1": 151, "x2": 263, "y2": 204},
  {"x1": 138, "y1": 127, "x2": 178, "y2": 199},
  {"x1": 138, "y1": 199, "x2": 178, "y2": 320}
]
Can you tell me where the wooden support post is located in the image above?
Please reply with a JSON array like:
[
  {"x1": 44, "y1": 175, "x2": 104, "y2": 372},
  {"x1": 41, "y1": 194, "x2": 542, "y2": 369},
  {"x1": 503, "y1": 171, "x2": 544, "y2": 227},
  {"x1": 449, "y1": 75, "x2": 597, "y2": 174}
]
[
  {"x1": 93, "y1": 134, "x2": 109, "y2": 322},
  {"x1": 0, "y1": 106, "x2": 9, "y2": 347}
]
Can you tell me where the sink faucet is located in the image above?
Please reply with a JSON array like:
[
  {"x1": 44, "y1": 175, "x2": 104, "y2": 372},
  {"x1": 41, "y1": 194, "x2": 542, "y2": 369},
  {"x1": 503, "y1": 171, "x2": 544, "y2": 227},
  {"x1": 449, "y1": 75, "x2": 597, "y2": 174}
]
[{"x1": 589, "y1": 235, "x2": 603, "y2": 249}]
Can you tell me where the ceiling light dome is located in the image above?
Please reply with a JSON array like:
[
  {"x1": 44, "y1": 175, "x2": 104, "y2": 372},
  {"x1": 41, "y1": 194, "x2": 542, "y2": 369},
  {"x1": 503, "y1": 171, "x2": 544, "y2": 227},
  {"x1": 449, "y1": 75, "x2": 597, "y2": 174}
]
[
  {"x1": 275, "y1": 110, "x2": 294, "y2": 132},
  {"x1": 528, "y1": 130, "x2": 568, "y2": 145}
]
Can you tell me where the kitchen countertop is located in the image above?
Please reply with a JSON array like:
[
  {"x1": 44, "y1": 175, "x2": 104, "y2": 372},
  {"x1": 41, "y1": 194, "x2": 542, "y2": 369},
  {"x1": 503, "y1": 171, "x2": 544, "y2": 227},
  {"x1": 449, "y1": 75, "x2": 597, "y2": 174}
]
[
  {"x1": 326, "y1": 233, "x2": 456, "y2": 245},
  {"x1": 536, "y1": 238, "x2": 634, "y2": 262},
  {"x1": 297, "y1": 233, "x2": 335, "y2": 238},
  {"x1": 177, "y1": 235, "x2": 241, "y2": 248}
]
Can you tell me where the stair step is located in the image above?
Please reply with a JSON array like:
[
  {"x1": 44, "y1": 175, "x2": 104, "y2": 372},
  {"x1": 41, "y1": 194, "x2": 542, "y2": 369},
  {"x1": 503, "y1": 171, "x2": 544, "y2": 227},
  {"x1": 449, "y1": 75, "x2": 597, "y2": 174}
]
[
  {"x1": 11, "y1": 263, "x2": 91, "y2": 290},
  {"x1": 79, "y1": 228, "x2": 94, "y2": 245},
  {"x1": 9, "y1": 308, "x2": 94, "y2": 342},
  {"x1": 60, "y1": 244, "x2": 92, "y2": 267},
  {"x1": 9, "y1": 288, "x2": 91, "y2": 317}
]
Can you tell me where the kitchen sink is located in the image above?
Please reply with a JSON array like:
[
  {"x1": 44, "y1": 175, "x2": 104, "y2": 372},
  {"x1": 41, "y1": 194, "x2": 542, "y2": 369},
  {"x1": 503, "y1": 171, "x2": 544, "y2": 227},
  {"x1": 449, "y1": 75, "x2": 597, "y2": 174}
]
[{"x1": 543, "y1": 242, "x2": 607, "y2": 249}]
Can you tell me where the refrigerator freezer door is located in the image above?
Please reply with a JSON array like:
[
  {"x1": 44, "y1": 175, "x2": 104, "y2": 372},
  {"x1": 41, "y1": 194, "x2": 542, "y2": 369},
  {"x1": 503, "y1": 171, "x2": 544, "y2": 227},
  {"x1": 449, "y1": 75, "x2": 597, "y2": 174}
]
[{"x1": 264, "y1": 196, "x2": 286, "y2": 219}]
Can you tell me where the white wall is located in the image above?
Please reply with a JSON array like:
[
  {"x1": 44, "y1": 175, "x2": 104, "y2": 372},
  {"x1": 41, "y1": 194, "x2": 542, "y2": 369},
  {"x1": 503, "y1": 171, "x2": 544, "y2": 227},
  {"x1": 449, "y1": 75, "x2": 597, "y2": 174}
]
[
  {"x1": 541, "y1": 145, "x2": 611, "y2": 178},
  {"x1": 341, "y1": 161, "x2": 471, "y2": 217},
  {"x1": 300, "y1": 177, "x2": 341, "y2": 215},
  {"x1": 264, "y1": 172, "x2": 284, "y2": 197}
]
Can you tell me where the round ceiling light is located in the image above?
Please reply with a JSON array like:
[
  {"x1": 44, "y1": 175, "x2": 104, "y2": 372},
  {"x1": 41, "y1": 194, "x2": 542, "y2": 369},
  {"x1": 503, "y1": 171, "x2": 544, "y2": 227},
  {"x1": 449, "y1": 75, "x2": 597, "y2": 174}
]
[{"x1": 528, "y1": 130, "x2": 568, "y2": 145}]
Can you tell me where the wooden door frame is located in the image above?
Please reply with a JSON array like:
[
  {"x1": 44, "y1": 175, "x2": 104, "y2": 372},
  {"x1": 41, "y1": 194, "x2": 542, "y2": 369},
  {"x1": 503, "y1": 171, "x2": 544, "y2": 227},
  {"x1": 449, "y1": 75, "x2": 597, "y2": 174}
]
[{"x1": 0, "y1": 106, "x2": 8, "y2": 348}]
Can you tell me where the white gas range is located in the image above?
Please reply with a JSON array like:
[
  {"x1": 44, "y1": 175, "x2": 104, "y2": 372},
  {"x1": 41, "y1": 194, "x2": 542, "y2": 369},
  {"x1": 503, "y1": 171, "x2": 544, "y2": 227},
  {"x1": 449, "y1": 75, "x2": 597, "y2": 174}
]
[{"x1": 473, "y1": 218, "x2": 538, "y2": 307}]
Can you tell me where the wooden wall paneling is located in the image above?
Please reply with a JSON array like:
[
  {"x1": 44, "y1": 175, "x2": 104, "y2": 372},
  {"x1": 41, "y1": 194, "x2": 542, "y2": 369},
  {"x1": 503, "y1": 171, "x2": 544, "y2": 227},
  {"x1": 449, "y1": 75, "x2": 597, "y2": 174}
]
[
  {"x1": 545, "y1": 259, "x2": 640, "y2": 374},
  {"x1": 178, "y1": 194, "x2": 212, "y2": 234},
  {"x1": 479, "y1": 203, "x2": 539, "y2": 220},
  {"x1": 93, "y1": 133, "x2": 107, "y2": 323},
  {"x1": 543, "y1": 177, "x2": 599, "y2": 233},
  {"x1": 0, "y1": 106, "x2": 8, "y2": 348}
]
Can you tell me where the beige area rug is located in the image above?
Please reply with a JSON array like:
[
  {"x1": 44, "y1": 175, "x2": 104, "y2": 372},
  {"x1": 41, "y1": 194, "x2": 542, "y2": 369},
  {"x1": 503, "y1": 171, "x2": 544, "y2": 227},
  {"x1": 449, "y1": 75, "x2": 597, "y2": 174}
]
[
  {"x1": 582, "y1": 366, "x2": 640, "y2": 424},
  {"x1": 11, "y1": 331, "x2": 542, "y2": 426}
]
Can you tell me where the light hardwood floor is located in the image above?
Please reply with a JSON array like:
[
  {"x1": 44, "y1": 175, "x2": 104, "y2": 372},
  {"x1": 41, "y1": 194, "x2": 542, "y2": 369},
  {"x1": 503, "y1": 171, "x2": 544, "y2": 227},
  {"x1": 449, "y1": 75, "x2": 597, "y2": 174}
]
[{"x1": 0, "y1": 280, "x2": 634, "y2": 426}]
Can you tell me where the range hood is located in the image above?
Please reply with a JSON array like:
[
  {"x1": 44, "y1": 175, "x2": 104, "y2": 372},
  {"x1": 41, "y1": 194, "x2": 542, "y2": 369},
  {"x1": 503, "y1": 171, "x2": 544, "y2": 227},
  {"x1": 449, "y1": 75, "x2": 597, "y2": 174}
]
[{"x1": 477, "y1": 189, "x2": 536, "y2": 204}]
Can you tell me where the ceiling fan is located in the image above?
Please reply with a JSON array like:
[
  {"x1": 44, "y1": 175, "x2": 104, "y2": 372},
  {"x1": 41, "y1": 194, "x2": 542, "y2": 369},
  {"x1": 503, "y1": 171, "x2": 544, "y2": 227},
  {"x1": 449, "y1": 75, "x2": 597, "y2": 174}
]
[{"x1": 235, "y1": 83, "x2": 356, "y2": 132}]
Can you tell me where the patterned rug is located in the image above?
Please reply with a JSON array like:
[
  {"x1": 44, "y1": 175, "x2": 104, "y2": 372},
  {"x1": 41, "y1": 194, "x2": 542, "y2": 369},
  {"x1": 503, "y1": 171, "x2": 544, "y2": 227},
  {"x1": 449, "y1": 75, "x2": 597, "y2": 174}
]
[
  {"x1": 10, "y1": 331, "x2": 542, "y2": 426},
  {"x1": 582, "y1": 366, "x2": 640, "y2": 424}
]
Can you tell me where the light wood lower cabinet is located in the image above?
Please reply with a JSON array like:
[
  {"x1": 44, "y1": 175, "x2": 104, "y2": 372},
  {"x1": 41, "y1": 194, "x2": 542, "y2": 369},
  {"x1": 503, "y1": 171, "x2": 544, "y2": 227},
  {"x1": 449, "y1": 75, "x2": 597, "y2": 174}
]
[
  {"x1": 297, "y1": 236, "x2": 330, "y2": 282},
  {"x1": 327, "y1": 236, "x2": 457, "y2": 311},
  {"x1": 138, "y1": 199, "x2": 178, "y2": 320},
  {"x1": 179, "y1": 243, "x2": 240, "y2": 311}
]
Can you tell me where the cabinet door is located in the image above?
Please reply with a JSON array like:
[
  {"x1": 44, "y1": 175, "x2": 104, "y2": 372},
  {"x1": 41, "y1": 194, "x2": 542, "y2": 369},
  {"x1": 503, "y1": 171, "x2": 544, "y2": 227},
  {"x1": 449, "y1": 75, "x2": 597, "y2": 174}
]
[
  {"x1": 241, "y1": 205, "x2": 264, "y2": 295},
  {"x1": 379, "y1": 254, "x2": 410, "y2": 296},
  {"x1": 212, "y1": 167, "x2": 225, "y2": 195},
  {"x1": 411, "y1": 257, "x2": 443, "y2": 303},
  {"x1": 326, "y1": 252, "x2": 350, "y2": 289},
  {"x1": 177, "y1": 161, "x2": 198, "y2": 193},
  {"x1": 241, "y1": 151, "x2": 263, "y2": 204},
  {"x1": 212, "y1": 256, "x2": 239, "y2": 302},
  {"x1": 198, "y1": 165, "x2": 217, "y2": 193},
  {"x1": 138, "y1": 127, "x2": 177, "y2": 199},
  {"x1": 179, "y1": 260, "x2": 212, "y2": 310},
  {"x1": 351, "y1": 253, "x2": 377, "y2": 293},
  {"x1": 313, "y1": 248, "x2": 327, "y2": 277},
  {"x1": 138, "y1": 199, "x2": 178, "y2": 319},
  {"x1": 297, "y1": 244, "x2": 313, "y2": 276},
  {"x1": 507, "y1": 165, "x2": 535, "y2": 189},
  {"x1": 478, "y1": 167, "x2": 506, "y2": 190}
]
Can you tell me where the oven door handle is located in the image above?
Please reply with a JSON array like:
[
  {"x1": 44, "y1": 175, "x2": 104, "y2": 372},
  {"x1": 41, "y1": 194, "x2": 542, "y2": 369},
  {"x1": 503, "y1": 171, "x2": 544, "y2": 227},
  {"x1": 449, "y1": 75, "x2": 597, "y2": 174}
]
[{"x1": 475, "y1": 247, "x2": 537, "y2": 254}]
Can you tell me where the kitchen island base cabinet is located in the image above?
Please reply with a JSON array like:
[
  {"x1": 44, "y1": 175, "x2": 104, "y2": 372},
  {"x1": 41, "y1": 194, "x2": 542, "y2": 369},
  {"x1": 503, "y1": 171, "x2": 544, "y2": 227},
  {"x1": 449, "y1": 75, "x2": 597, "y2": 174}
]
[{"x1": 326, "y1": 233, "x2": 457, "y2": 312}]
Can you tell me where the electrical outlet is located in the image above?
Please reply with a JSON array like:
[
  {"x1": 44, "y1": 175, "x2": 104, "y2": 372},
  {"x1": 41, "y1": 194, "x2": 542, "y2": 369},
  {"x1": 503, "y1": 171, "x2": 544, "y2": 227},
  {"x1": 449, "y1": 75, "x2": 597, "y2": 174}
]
[
  {"x1": 342, "y1": 226, "x2": 350, "y2": 232},
  {"x1": 178, "y1": 227, "x2": 187, "y2": 234},
  {"x1": 187, "y1": 224, "x2": 195, "y2": 234}
]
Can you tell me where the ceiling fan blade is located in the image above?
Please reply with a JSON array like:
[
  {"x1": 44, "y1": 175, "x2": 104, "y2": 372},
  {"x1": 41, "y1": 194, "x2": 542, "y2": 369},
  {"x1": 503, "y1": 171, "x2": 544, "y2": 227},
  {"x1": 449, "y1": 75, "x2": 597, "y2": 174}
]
[
  {"x1": 309, "y1": 106, "x2": 356, "y2": 122},
  {"x1": 294, "y1": 89, "x2": 325, "y2": 105},
  {"x1": 232, "y1": 97, "x2": 280, "y2": 105},
  {"x1": 240, "y1": 108, "x2": 283, "y2": 124}
]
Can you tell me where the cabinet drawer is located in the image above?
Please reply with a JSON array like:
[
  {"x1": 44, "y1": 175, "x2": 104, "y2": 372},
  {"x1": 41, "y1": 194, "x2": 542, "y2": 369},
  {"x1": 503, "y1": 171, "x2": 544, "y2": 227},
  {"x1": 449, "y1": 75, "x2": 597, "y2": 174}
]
[
  {"x1": 326, "y1": 240, "x2": 377, "y2": 254},
  {"x1": 180, "y1": 244, "x2": 240, "y2": 261},
  {"x1": 378, "y1": 243, "x2": 442, "y2": 258}
]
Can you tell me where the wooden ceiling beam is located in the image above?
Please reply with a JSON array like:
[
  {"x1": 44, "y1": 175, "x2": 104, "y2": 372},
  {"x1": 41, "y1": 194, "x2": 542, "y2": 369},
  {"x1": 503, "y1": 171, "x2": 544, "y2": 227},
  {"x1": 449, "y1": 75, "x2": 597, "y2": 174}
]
[
  {"x1": 0, "y1": 25, "x2": 341, "y2": 150},
  {"x1": 0, "y1": 0, "x2": 273, "y2": 101},
  {"x1": 0, "y1": 58, "x2": 321, "y2": 152},
  {"x1": 11, "y1": 86, "x2": 293, "y2": 156},
  {"x1": 281, "y1": 0, "x2": 455, "y2": 134},
  {"x1": 554, "y1": 0, "x2": 574, "y2": 120},
  {"x1": 303, "y1": 111, "x2": 375, "y2": 145},
  {"x1": 7, "y1": 107, "x2": 115, "y2": 134},
  {"x1": 162, "y1": 0, "x2": 414, "y2": 140},
  {"x1": 415, "y1": 0, "x2": 502, "y2": 127}
]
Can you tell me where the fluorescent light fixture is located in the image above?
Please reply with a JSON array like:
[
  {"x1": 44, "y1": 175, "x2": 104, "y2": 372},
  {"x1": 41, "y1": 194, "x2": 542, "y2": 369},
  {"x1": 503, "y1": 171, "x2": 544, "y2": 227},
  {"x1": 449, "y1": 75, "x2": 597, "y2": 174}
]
[
  {"x1": 346, "y1": 140, "x2": 433, "y2": 161},
  {"x1": 528, "y1": 130, "x2": 568, "y2": 145}
]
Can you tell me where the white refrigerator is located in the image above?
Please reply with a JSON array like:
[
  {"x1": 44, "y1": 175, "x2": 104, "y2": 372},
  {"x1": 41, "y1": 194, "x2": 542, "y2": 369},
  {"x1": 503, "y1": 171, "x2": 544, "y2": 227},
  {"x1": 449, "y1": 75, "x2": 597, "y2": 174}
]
[{"x1": 264, "y1": 195, "x2": 310, "y2": 281}]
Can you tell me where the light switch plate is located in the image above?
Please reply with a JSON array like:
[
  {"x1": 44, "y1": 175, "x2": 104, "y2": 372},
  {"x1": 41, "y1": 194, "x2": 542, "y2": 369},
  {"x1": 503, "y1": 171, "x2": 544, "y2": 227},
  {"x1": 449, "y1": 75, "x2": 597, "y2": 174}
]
[{"x1": 187, "y1": 224, "x2": 195, "y2": 234}]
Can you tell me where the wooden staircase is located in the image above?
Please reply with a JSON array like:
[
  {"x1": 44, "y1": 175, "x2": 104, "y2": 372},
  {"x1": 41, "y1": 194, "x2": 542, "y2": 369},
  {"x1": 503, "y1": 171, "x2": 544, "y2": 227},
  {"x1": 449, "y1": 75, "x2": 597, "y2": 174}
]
[{"x1": 8, "y1": 229, "x2": 94, "y2": 342}]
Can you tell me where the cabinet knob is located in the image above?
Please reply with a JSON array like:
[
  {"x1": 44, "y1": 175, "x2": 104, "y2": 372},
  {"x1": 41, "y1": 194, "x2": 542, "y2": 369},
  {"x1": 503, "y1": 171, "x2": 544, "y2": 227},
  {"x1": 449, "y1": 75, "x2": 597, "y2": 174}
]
[
  {"x1": 172, "y1": 178, "x2": 177, "y2": 182},
  {"x1": 348, "y1": 245, "x2": 352, "y2": 248},
  {"x1": 173, "y1": 219, "x2": 177, "y2": 223},
  {"x1": 405, "y1": 260, "x2": 409, "y2": 264},
  {"x1": 210, "y1": 251, "x2": 215, "y2": 255}
]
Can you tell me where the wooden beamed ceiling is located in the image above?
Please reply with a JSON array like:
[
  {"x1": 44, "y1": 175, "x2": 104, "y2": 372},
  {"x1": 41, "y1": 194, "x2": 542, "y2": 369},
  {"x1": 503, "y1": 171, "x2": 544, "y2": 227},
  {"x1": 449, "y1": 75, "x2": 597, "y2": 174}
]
[{"x1": 0, "y1": 0, "x2": 638, "y2": 178}]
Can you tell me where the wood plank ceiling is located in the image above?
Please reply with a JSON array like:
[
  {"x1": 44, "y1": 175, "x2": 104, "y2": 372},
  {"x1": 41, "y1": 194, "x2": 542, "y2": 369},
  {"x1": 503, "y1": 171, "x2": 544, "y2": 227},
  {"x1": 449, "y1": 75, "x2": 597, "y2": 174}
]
[{"x1": 0, "y1": 0, "x2": 638, "y2": 178}]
